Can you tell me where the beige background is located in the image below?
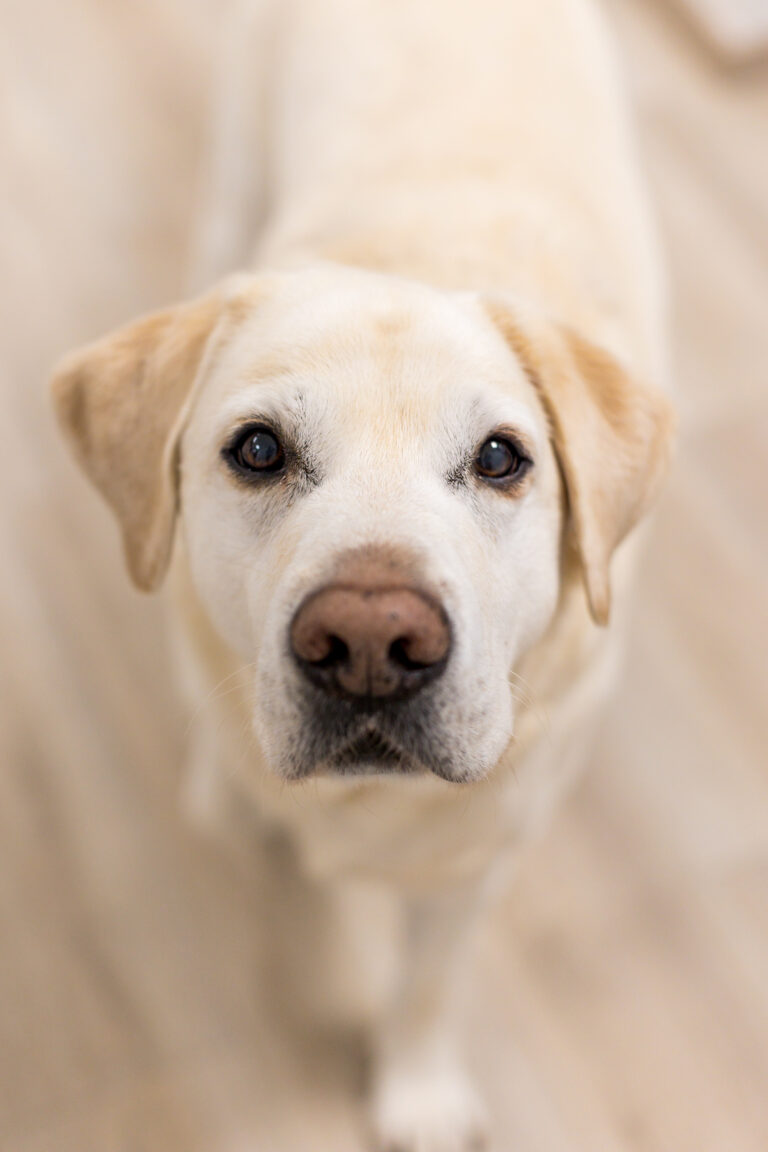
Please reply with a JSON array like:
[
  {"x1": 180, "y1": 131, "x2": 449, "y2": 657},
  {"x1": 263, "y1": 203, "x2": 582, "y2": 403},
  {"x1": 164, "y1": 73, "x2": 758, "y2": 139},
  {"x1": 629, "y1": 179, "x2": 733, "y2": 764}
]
[{"x1": 1, "y1": 1, "x2": 767, "y2": 1149}]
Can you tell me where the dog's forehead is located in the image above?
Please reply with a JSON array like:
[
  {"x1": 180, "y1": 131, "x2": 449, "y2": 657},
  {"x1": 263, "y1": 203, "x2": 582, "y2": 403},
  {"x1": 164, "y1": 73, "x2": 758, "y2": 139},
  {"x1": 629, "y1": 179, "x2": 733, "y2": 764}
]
[{"x1": 201, "y1": 268, "x2": 543, "y2": 437}]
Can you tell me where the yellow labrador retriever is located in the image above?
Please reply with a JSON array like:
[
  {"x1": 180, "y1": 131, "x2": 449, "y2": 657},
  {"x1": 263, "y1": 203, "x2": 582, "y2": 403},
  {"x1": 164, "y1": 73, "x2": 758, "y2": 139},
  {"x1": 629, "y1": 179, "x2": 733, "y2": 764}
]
[{"x1": 51, "y1": 1, "x2": 674, "y2": 1148}]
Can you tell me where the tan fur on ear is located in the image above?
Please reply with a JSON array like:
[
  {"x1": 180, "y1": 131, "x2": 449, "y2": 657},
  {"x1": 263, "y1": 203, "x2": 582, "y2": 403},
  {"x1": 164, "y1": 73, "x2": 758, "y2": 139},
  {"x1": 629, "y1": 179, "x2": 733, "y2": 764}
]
[
  {"x1": 487, "y1": 303, "x2": 675, "y2": 625},
  {"x1": 51, "y1": 291, "x2": 227, "y2": 591}
]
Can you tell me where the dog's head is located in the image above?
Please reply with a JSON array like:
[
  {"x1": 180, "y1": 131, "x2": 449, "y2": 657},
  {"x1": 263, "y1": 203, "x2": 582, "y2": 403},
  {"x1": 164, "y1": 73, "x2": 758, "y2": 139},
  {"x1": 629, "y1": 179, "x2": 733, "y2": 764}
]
[{"x1": 52, "y1": 265, "x2": 673, "y2": 782}]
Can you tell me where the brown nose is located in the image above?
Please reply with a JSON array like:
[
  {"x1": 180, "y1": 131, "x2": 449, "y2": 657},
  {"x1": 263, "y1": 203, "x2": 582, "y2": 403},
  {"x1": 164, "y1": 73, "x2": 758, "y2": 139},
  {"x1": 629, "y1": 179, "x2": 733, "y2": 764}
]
[{"x1": 290, "y1": 584, "x2": 451, "y2": 700}]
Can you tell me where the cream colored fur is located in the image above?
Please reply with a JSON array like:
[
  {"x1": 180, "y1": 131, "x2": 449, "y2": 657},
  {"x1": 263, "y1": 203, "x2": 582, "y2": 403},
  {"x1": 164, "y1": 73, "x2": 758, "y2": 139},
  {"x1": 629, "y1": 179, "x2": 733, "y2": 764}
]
[{"x1": 51, "y1": 2, "x2": 674, "y2": 1149}]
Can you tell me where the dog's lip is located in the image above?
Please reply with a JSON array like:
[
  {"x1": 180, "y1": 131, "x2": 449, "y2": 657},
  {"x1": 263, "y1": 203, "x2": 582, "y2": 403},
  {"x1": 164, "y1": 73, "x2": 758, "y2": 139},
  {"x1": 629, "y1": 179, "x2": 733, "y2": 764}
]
[{"x1": 323, "y1": 725, "x2": 422, "y2": 774}]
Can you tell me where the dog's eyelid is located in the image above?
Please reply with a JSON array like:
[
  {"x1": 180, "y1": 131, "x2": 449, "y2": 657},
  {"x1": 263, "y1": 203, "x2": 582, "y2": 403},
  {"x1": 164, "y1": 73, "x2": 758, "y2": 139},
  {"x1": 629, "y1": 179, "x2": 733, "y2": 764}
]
[
  {"x1": 468, "y1": 393, "x2": 540, "y2": 452},
  {"x1": 221, "y1": 414, "x2": 283, "y2": 444},
  {"x1": 480, "y1": 425, "x2": 536, "y2": 465}
]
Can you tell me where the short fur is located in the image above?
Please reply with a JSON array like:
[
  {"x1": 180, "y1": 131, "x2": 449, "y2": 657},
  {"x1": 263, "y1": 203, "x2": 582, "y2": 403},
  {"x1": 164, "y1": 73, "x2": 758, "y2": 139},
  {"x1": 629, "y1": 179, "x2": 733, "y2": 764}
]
[{"x1": 51, "y1": 2, "x2": 674, "y2": 1149}]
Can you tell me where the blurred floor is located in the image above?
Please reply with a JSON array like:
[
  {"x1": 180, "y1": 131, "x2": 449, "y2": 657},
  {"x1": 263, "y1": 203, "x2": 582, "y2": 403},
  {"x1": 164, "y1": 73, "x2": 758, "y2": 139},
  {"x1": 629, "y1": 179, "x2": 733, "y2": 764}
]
[
  {"x1": 667, "y1": 0, "x2": 768, "y2": 61},
  {"x1": 1, "y1": 0, "x2": 767, "y2": 1149}
]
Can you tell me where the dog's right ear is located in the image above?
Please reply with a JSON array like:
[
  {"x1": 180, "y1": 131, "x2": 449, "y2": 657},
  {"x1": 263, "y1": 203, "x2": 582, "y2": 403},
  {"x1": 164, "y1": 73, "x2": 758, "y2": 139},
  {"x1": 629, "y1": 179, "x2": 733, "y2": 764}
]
[{"x1": 51, "y1": 288, "x2": 231, "y2": 592}]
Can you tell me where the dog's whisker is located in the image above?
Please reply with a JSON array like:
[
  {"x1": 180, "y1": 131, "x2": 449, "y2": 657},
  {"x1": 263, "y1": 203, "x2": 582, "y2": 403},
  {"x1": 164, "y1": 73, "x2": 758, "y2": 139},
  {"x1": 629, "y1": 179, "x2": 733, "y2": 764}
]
[
  {"x1": 183, "y1": 662, "x2": 259, "y2": 737},
  {"x1": 206, "y1": 662, "x2": 259, "y2": 700}
]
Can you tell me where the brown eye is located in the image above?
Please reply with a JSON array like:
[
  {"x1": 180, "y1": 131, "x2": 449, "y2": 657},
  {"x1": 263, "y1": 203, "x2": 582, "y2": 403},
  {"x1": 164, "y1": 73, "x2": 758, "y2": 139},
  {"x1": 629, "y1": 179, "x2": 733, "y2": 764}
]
[
  {"x1": 475, "y1": 436, "x2": 528, "y2": 481},
  {"x1": 229, "y1": 426, "x2": 285, "y2": 474}
]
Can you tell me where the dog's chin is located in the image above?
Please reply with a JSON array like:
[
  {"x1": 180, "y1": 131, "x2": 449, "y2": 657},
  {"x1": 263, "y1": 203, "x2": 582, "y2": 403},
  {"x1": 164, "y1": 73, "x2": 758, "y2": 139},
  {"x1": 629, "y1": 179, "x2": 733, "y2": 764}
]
[
  {"x1": 283, "y1": 728, "x2": 474, "y2": 783},
  {"x1": 321, "y1": 729, "x2": 425, "y2": 778}
]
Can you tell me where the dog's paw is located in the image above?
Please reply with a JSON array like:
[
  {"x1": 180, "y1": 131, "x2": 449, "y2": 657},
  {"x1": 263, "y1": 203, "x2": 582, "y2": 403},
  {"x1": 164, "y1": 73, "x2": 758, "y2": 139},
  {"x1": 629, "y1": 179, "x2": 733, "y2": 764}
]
[{"x1": 370, "y1": 1060, "x2": 488, "y2": 1152}]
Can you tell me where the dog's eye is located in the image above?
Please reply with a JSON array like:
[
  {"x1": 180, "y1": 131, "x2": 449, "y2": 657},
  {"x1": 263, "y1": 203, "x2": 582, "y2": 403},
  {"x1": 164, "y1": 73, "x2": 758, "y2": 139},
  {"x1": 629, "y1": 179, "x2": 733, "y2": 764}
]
[
  {"x1": 229, "y1": 426, "x2": 285, "y2": 474},
  {"x1": 474, "y1": 436, "x2": 528, "y2": 481}
]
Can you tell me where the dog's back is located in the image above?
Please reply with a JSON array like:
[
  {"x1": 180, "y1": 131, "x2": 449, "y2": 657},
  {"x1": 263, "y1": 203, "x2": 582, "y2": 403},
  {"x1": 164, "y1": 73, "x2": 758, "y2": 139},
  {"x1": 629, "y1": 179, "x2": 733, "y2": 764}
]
[{"x1": 241, "y1": 0, "x2": 663, "y2": 377}]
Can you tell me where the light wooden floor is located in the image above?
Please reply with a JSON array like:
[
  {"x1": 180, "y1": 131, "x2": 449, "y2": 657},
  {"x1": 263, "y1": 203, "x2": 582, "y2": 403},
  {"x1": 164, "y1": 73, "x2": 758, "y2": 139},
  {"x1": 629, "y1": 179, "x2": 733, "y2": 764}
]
[{"x1": 1, "y1": 1, "x2": 767, "y2": 1149}]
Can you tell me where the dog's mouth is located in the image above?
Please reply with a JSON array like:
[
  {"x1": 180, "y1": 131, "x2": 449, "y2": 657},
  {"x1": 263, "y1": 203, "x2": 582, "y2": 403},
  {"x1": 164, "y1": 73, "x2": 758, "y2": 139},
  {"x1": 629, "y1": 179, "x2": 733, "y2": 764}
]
[
  {"x1": 323, "y1": 725, "x2": 422, "y2": 776},
  {"x1": 285, "y1": 684, "x2": 462, "y2": 781}
]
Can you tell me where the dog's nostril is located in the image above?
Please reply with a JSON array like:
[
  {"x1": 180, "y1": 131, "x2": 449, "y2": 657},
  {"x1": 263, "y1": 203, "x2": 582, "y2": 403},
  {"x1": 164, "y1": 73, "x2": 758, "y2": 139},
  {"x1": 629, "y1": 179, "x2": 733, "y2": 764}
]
[
  {"x1": 388, "y1": 635, "x2": 430, "y2": 671},
  {"x1": 312, "y1": 633, "x2": 349, "y2": 669}
]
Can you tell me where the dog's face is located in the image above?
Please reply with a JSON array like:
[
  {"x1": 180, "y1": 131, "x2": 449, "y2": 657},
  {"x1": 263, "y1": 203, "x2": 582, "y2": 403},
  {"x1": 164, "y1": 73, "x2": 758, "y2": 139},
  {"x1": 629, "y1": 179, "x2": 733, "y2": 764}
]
[
  {"x1": 179, "y1": 268, "x2": 563, "y2": 781},
  {"x1": 51, "y1": 265, "x2": 673, "y2": 783}
]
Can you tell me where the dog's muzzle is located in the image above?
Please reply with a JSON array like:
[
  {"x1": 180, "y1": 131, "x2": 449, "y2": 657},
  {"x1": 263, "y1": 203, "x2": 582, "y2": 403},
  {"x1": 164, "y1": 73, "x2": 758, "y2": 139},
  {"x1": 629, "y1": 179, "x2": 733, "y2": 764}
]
[{"x1": 285, "y1": 547, "x2": 454, "y2": 777}]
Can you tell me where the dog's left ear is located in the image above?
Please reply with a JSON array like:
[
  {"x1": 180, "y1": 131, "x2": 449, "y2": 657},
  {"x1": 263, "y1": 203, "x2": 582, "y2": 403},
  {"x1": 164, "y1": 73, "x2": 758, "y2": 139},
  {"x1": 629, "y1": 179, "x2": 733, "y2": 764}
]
[
  {"x1": 51, "y1": 288, "x2": 229, "y2": 592},
  {"x1": 486, "y1": 301, "x2": 675, "y2": 625}
]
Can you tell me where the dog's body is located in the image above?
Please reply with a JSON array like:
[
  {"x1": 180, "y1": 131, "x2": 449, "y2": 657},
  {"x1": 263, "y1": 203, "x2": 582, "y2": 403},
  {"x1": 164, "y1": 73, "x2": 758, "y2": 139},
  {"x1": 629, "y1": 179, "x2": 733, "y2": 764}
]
[
  {"x1": 52, "y1": 2, "x2": 673, "y2": 1148},
  {"x1": 184, "y1": 0, "x2": 667, "y2": 872}
]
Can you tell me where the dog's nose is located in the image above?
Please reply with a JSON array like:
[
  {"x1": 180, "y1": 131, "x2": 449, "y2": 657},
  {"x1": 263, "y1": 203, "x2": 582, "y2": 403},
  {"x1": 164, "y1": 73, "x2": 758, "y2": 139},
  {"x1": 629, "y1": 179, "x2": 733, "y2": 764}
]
[{"x1": 290, "y1": 584, "x2": 451, "y2": 700}]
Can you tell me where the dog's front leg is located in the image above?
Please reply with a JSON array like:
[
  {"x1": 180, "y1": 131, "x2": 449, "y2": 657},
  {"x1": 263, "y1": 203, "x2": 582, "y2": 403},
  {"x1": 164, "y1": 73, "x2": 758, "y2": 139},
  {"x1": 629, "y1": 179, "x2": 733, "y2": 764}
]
[{"x1": 370, "y1": 885, "x2": 489, "y2": 1152}]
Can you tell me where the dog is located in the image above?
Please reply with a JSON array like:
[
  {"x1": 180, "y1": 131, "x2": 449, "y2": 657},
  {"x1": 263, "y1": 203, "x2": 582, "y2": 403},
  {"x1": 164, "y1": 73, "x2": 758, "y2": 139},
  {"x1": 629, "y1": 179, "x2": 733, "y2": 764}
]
[{"x1": 51, "y1": 1, "x2": 674, "y2": 1148}]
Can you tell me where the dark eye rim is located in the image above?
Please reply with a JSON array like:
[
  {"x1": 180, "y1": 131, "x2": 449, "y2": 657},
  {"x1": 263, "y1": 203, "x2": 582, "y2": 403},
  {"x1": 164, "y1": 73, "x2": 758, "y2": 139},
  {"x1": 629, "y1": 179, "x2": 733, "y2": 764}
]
[
  {"x1": 222, "y1": 422, "x2": 287, "y2": 480},
  {"x1": 472, "y1": 431, "x2": 533, "y2": 486}
]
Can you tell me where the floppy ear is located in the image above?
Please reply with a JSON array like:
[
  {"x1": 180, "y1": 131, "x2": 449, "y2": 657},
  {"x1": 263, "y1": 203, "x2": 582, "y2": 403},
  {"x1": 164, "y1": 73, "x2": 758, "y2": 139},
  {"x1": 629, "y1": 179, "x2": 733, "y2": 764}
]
[
  {"x1": 487, "y1": 303, "x2": 675, "y2": 625},
  {"x1": 51, "y1": 290, "x2": 227, "y2": 591}
]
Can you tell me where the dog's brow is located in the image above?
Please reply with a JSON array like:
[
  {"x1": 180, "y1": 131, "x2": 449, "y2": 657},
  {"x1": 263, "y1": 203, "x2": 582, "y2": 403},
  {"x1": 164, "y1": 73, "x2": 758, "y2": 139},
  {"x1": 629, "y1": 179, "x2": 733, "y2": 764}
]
[
  {"x1": 288, "y1": 390, "x2": 309, "y2": 419},
  {"x1": 244, "y1": 356, "x2": 298, "y2": 381}
]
